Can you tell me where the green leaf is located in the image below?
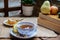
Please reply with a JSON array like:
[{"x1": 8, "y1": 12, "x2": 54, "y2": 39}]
[{"x1": 22, "y1": 0, "x2": 35, "y2": 5}]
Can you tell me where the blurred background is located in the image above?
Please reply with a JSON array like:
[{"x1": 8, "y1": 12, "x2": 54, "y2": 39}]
[
  {"x1": 0, "y1": 0, "x2": 21, "y2": 17},
  {"x1": 0, "y1": 0, "x2": 60, "y2": 17}
]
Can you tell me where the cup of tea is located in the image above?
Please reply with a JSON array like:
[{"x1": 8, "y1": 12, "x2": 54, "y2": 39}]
[{"x1": 17, "y1": 22, "x2": 37, "y2": 36}]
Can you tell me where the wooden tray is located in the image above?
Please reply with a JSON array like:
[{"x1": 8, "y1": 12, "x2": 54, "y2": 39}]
[{"x1": 38, "y1": 13, "x2": 60, "y2": 34}]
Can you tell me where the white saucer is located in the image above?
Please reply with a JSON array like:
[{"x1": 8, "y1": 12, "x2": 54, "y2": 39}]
[{"x1": 10, "y1": 28, "x2": 37, "y2": 39}]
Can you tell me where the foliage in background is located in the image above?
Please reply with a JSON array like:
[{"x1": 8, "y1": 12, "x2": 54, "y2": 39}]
[{"x1": 22, "y1": 0, "x2": 36, "y2": 5}]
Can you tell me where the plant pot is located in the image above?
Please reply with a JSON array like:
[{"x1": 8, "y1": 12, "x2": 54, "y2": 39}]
[{"x1": 22, "y1": 5, "x2": 34, "y2": 16}]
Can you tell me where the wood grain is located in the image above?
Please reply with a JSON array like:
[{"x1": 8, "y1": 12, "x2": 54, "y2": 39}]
[
  {"x1": 39, "y1": 13, "x2": 60, "y2": 25},
  {"x1": 0, "y1": 39, "x2": 11, "y2": 40},
  {"x1": 38, "y1": 13, "x2": 60, "y2": 34},
  {"x1": 38, "y1": 17, "x2": 60, "y2": 34},
  {"x1": 0, "y1": 17, "x2": 57, "y2": 39}
]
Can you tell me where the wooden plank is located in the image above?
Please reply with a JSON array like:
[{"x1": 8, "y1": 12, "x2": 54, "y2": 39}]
[
  {"x1": 8, "y1": 7, "x2": 21, "y2": 11},
  {"x1": 0, "y1": 39, "x2": 11, "y2": 40},
  {"x1": 4, "y1": 0, "x2": 8, "y2": 17},
  {"x1": 39, "y1": 13, "x2": 60, "y2": 25},
  {"x1": 0, "y1": 38, "x2": 41, "y2": 40},
  {"x1": 0, "y1": 8, "x2": 4, "y2": 12},
  {"x1": 44, "y1": 35, "x2": 60, "y2": 40},
  {"x1": 38, "y1": 17, "x2": 60, "y2": 34}
]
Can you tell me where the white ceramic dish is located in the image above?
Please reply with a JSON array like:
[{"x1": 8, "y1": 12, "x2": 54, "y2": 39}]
[{"x1": 10, "y1": 28, "x2": 37, "y2": 39}]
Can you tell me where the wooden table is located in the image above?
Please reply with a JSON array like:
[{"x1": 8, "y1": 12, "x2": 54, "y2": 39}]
[{"x1": 0, "y1": 17, "x2": 60, "y2": 40}]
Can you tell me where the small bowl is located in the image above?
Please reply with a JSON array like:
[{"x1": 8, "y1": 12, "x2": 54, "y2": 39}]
[{"x1": 17, "y1": 22, "x2": 36, "y2": 36}]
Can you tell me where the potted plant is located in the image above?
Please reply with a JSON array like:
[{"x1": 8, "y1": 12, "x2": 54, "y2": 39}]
[{"x1": 22, "y1": 0, "x2": 35, "y2": 16}]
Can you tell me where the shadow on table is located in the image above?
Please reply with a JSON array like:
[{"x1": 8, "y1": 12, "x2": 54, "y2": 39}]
[{"x1": 10, "y1": 34, "x2": 34, "y2": 40}]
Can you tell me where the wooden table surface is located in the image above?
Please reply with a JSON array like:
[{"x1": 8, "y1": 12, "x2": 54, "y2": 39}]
[{"x1": 0, "y1": 17, "x2": 60, "y2": 40}]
